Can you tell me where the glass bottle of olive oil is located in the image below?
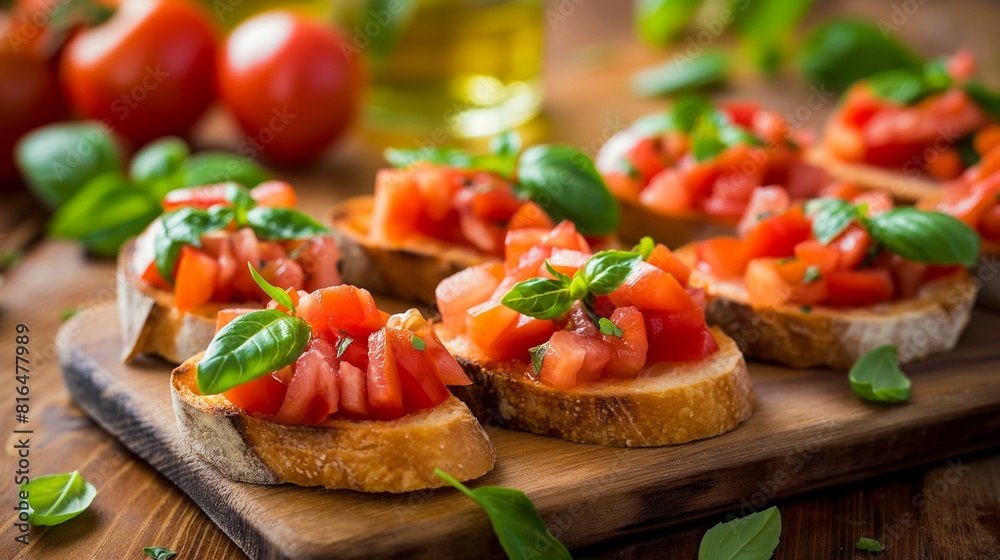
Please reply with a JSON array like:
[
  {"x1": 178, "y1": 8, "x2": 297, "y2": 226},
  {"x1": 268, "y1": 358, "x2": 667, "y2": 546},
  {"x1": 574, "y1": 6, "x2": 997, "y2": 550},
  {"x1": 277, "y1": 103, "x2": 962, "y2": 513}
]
[{"x1": 336, "y1": 0, "x2": 544, "y2": 143}]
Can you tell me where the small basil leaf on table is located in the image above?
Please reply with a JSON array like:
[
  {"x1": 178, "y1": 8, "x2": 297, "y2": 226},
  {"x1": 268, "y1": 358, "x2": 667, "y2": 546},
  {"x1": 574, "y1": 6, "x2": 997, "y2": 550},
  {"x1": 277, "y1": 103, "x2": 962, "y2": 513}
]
[
  {"x1": 856, "y1": 537, "x2": 884, "y2": 552},
  {"x1": 197, "y1": 309, "x2": 311, "y2": 395},
  {"x1": 849, "y1": 345, "x2": 911, "y2": 403},
  {"x1": 434, "y1": 469, "x2": 571, "y2": 560},
  {"x1": 805, "y1": 197, "x2": 858, "y2": 245},
  {"x1": 867, "y1": 209, "x2": 980, "y2": 267},
  {"x1": 130, "y1": 136, "x2": 190, "y2": 195},
  {"x1": 734, "y1": 0, "x2": 815, "y2": 72},
  {"x1": 19, "y1": 470, "x2": 97, "y2": 526},
  {"x1": 47, "y1": 173, "x2": 162, "y2": 258},
  {"x1": 583, "y1": 250, "x2": 641, "y2": 295},
  {"x1": 248, "y1": 263, "x2": 296, "y2": 313},
  {"x1": 154, "y1": 207, "x2": 236, "y2": 281},
  {"x1": 501, "y1": 278, "x2": 574, "y2": 320},
  {"x1": 178, "y1": 151, "x2": 270, "y2": 188},
  {"x1": 698, "y1": 506, "x2": 781, "y2": 560},
  {"x1": 245, "y1": 207, "x2": 331, "y2": 241},
  {"x1": 632, "y1": 50, "x2": 729, "y2": 98},
  {"x1": 633, "y1": 0, "x2": 703, "y2": 48},
  {"x1": 143, "y1": 546, "x2": 178, "y2": 560},
  {"x1": 798, "y1": 19, "x2": 923, "y2": 92},
  {"x1": 15, "y1": 120, "x2": 123, "y2": 208},
  {"x1": 515, "y1": 144, "x2": 620, "y2": 236}
]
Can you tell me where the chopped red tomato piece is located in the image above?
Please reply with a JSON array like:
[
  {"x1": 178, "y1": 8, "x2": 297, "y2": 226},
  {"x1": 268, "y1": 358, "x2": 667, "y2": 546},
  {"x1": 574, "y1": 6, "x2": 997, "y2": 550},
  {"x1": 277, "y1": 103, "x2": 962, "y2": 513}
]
[
  {"x1": 249, "y1": 181, "x2": 296, "y2": 208},
  {"x1": 370, "y1": 169, "x2": 423, "y2": 243},
  {"x1": 980, "y1": 205, "x2": 1000, "y2": 243},
  {"x1": 298, "y1": 285, "x2": 386, "y2": 338},
  {"x1": 745, "y1": 258, "x2": 829, "y2": 307},
  {"x1": 366, "y1": 328, "x2": 405, "y2": 420},
  {"x1": 466, "y1": 301, "x2": 555, "y2": 361},
  {"x1": 825, "y1": 270, "x2": 894, "y2": 307},
  {"x1": 386, "y1": 327, "x2": 450, "y2": 413},
  {"x1": 696, "y1": 237, "x2": 751, "y2": 279},
  {"x1": 274, "y1": 339, "x2": 340, "y2": 425},
  {"x1": 538, "y1": 331, "x2": 587, "y2": 389},
  {"x1": 743, "y1": 206, "x2": 812, "y2": 259},
  {"x1": 175, "y1": 246, "x2": 219, "y2": 312},
  {"x1": 436, "y1": 262, "x2": 505, "y2": 333},
  {"x1": 602, "y1": 306, "x2": 648, "y2": 378},
  {"x1": 643, "y1": 309, "x2": 717, "y2": 362},
  {"x1": 337, "y1": 361, "x2": 369, "y2": 418},
  {"x1": 794, "y1": 240, "x2": 841, "y2": 276},
  {"x1": 737, "y1": 186, "x2": 790, "y2": 236},
  {"x1": 295, "y1": 236, "x2": 342, "y2": 292},
  {"x1": 508, "y1": 201, "x2": 555, "y2": 230},
  {"x1": 608, "y1": 261, "x2": 698, "y2": 312},
  {"x1": 851, "y1": 191, "x2": 894, "y2": 215},
  {"x1": 223, "y1": 370, "x2": 289, "y2": 417},
  {"x1": 215, "y1": 308, "x2": 257, "y2": 332},
  {"x1": 162, "y1": 184, "x2": 231, "y2": 211},
  {"x1": 545, "y1": 248, "x2": 590, "y2": 278},
  {"x1": 139, "y1": 260, "x2": 172, "y2": 291},
  {"x1": 645, "y1": 243, "x2": 691, "y2": 286},
  {"x1": 829, "y1": 225, "x2": 871, "y2": 271}
]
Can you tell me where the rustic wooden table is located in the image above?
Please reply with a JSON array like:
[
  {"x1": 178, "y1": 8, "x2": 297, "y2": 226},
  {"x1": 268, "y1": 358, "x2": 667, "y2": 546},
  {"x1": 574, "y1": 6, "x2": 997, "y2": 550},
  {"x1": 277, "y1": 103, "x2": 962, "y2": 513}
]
[{"x1": 1, "y1": 1, "x2": 999, "y2": 558}]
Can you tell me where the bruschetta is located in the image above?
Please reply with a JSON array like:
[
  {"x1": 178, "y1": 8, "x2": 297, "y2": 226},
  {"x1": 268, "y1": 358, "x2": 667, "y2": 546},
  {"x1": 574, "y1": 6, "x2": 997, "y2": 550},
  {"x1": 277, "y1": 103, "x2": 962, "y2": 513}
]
[
  {"x1": 171, "y1": 271, "x2": 494, "y2": 492},
  {"x1": 119, "y1": 182, "x2": 341, "y2": 364},
  {"x1": 810, "y1": 51, "x2": 999, "y2": 201},
  {"x1": 329, "y1": 140, "x2": 620, "y2": 302},
  {"x1": 676, "y1": 187, "x2": 979, "y2": 369},
  {"x1": 431, "y1": 221, "x2": 754, "y2": 447},
  {"x1": 595, "y1": 95, "x2": 831, "y2": 245}
]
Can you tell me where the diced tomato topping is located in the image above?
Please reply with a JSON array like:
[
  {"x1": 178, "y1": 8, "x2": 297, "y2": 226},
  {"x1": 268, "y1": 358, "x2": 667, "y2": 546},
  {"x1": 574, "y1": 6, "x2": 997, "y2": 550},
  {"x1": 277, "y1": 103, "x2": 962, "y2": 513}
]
[
  {"x1": 260, "y1": 257, "x2": 305, "y2": 293},
  {"x1": 745, "y1": 258, "x2": 829, "y2": 308},
  {"x1": 639, "y1": 168, "x2": 692, "y2": 215},
  {"x1": 545, "y1": 248, "x2": 590, "y2": 278},
  {"x1": 794, "y1": 240, "x2": 841, "y2": 276},
  {"x1": 825, "y1": 270, "x2": 894, "y2": 307},
  {"x1": 467, "y1": 301, "x2": 555, "y2": 361},
  {"x1": 737, "y1": 186, "x2": 790, "y2": 236},
  {"x1": 722, "y1": 100, "x2": 760, "y2": 127},
  {"x1": 696, "y1": 237, "x2": 751, "y2": 279},
  {"x1": 223, "y1": 370, "x2": 289, "y2": 417},
  {"x1": 370, "y1": 169, "x2": 423, "y2": 243},
  {"x1": 645, "y1": 243, "x2": 691, "y2": 286},
  {"x1": 851, "y1": 191, "x2": 894, "y2": 216},
  {"x1": 508, "y1": 201, "x2": 555, "y2": 230},
  {"x1": 504, "y1": 228, "x2": 548, "y2": 270},
  {"x1": 541, "y1": 220, "x2": 591, "y2": 253},
  {"x1": 337, "y1": 361, "x2": 369, "y2": 418},
  {"x1": 139, "y1": 260, "x2": 172, "y2": 291},
  {"x1": 298, "y1": 285, "x2": 386, "y2": 339},
  {"x1": 366, "y1": 328, "x2": 405, "y2": 420},
  {"x1": 602, "y1": 306, "x2": 648, "y2": 378},
  {"x1": 215, "y1": 308, "x2": 256, "y2": 332},
  {"x1": 980, "y1": 204, "x2": 1000, "y2": 243},
  {"x1": 386, "y1": 327, "x2": 450, "y2": 413},
  {"x1": 249, "y1": 181, "x2": 296, "y2": 208},
  {"x1": 162, "y1": 184, "x2": 231, "y2": 211},
  {"x1": 538, "y1": 331, "x2": 588, "y2": 389},
  {"x1": 295, "y1": 236, "x2": 342, "y2": 292},
  {"x1": 174, "y1": 246, "x2": 219, "y2": 312},
  {"x1": 272, "y1": 339, "x2": 341, "y2": 425},
  {"x1": 436, "y1": 262, "x2": 505, "y2": 333},
  {"x1": 743, "y1": 206, "x2": 812, "y2": 259},
  {"x1": 608, "y1": 261, "x2": 698, "y2": 312},
  {"x1": 643, "y1": 309, "x2": 717, "y2": 362},
  {"x1": 829, "y1": 225, "x2": 871, "y2": 271}
]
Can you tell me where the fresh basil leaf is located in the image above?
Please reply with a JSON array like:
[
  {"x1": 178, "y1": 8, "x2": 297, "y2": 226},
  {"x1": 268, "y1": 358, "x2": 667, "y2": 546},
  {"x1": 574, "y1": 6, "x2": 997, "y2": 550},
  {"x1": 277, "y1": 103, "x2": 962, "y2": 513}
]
[
  {"x1": 491, "y1": 130, "x2": 522, "y2": 158},
  {"x1": 856, "y1": 537, "x2": 884, "y2": 552},
  {"x1": 197, "y1": 309, "x2": 311, "y2": 395},
  {"x1": 583, "y1": 250, "x2": 641, "y2": 295},
  {"x1": 434, "y1": 469, "x2": 571, "y2": 560},
  {"x1": 15, "y1": 121, "x2": 123, "y2": 208},
  {"x1": 632, "y1": 236, "x2": 656, "y2": 259},
  {"x1": 248, "y1": 263, "x2": 295, "y2": 313},
  {"x1": 528, "y1": 343, "x2": 548, "y2": 377},
  {"x1": 798, "y1": 19, "x2": 923, "y2": 92},
  {"x1": 178, "y1": 151, "x2": 270, "y2": 188},
  {"x1": 383, "y1": 147, "x2": 516, "y2": 177},
  {"x1": 698, "y1": 506, "x2": 781, "y2": 560},
  {"x1": 501, "y1": 278, "x2": 574, "y2": 320},
  {"x1": 802, "y1": 265, "x2": 822, "y2": 284},
  {"x1": 154, "y1": 207, "x2": 236, "y2": 281},
  {"x1": 544, "y1": 261, "x2": 571, "y2": 284},
  {"x1": 130, "y1": 136, "x2": 189, "y2": 196},
  {"x1": 849, "y1": 345, "x2": 911, "y2": 403},
  {"x1": 690, "y1": 109, "x2": 762, "y2": 162},
  {"x1": 634, "y1": 0, "x2": 703, "y2": 47},
  {"x1": 868, "y1": 68, "x2": 932, "y2": 104},
  {"x1": 806, "y1": 197, "x2": 858, "y2": 245},
  {"x1": 964, "y1": 81, "x2": 1000, "y2": 121},
  {"x1": 516, "y1": 144, "x2": 619, "y2": 235},
  {"x1": 633, "y1": 50, "x2": 729, "y2": 97},
  {"x1": 412, "y1": 334, "x2": 426, "y2": 351},
  {"x1": 868, "y1": 208, "x2": 980, "y2": 267},
  {"x1": 143, "y1": 547, "x2": 177, "y2": 560},
  {"x1": 19, "y1": 471, "x2": 97, "y2": 526},
  {"x1": 734, "y1": 0, "x2": 815, "y2": 72},
  {"x1": 336, "y1": 336, "x2": 354, "y2": 358},
  {"x1": 245, "y1": 207, "x2": 330, "y2": 241},
  {"x1": 922, "y1": 57, "x2": 953, "y2": 91},
  {"x1": 599, "y1": 317, "x2": 623, "y2": 338},
  {"x1": 47, "y1": 173, "x2": 162, "y2": 258}
]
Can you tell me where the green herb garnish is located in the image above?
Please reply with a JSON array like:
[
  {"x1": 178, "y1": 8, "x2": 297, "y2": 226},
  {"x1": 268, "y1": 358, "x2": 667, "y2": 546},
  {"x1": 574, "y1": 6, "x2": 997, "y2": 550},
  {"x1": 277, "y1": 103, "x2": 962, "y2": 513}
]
[
  {"x1": 856, "y1": 537, "x2": 885, "y2": 552},
  {"x1": 849, "y1": 345, "x2": 911, "y2": 403},
  {"x1": 699, "y1": 506, "x2": 781, "y2": 560},
  {"x1": 528, "y1": 343, "x2": 548, "y2": 377},
  {"x1": 411, "y1": 334, "x2": 426, "y2": 351},
  {"x1": 143, "y1": 547, "x2": 178, "y2": 560},
  {"x1": 802, "y1": 265, "x2": 822, "y2": 284},
  {"x1": 248, "y1": 263, "x2": 295, "y2": 313},
  {"x1": 336, "y1": 336, "x2": 353, "y2": 359},
  {"x1": 599, "y1": 317, "x2": 624, "y2": 338},
  {"x1": 19, "y1": 471, "x2": 97, "y2": 526}
]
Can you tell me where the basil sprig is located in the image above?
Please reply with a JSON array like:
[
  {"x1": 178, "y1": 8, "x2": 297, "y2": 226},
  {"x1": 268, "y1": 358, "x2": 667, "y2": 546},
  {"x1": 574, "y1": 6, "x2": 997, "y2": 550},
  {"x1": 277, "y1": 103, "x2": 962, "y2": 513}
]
[
  {"x1": 434, "y1": 469, "x2": 571, "y2": 560},
  {"x1": 196, "y1": 264, "x2": 311, "y2": 395},
  {"x1": 848, "y1": 345, "x2": 911, "y2": 404},
  {"x1": 143, "y1": 547, "x2": 177, "y2": 560},
  {"x1": 384, "y1": 132, "x2": 620, "y2": 236},
  {"x1": 19, "y1": 471, "x2": 97, "y2": 526},
  {"x1": 699, "y1": 506, "x2": 782, "y2": 560},
  {"x1": 805, "y1": 198, "x2": 980, "y2": 267},
  {"x1": 856, "y1": 537, "x2": 885, "y2": 552},
  {"x1": 502, "y1": 250, "x2": 641, "y2": 321}
]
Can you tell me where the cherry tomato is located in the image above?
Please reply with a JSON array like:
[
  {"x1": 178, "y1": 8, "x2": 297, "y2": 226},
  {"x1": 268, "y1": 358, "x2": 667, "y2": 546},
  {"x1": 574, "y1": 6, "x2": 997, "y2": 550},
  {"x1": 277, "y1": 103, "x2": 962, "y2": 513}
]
[
  {"x1": 60, "y1": 0, "x2": 218, "y2": 145},
  {"x1": 0, "y1": 46, "x2": 65, "y2": 182},
  {"x1": 218, "y1": 11, "x2": 363, "y2": 164}
]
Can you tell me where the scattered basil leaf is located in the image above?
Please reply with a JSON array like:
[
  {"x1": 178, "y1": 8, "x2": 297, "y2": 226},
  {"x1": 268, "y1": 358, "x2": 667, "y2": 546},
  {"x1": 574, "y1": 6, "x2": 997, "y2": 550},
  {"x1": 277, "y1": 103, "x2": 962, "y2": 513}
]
[
  {"x1": 849, "y1": 345, "x2": 911, "y2": 403},
  {"x1": 412, "y1": 334, "x2": 426, "y2": 351},
  {"x1": 196, "y1": 309, "x2": 311, "y2": 394},
  {"x1": 434, "y1": 469, "x2": 571, "y2": 560},
  {"x1": 336, "y1": 336, "x2": 353, "y2": 358},
  {"x1": 868, "y1": 208, "x2": 980, "y2": 267},
  {"x1": 515, "y1": 144, "x2": 619, "y2": 236},
  {"x1": 583, "y1": 250, "x2": 641, "y2": 295},
  {"x1": 225, "y1": 183, "x2": 257, "y2": 225},
  {"x1": 248, "y1": 263, "x2": 295, "y2": 314},
  {"x1": 130, "y1": 136, "x2": 190, "y2": 196},
  {"x1": 805, "y1": 197, "x2": 858, "y2": 245},
  {"x1": 528, "y1": 343, "x2": 548, "y2": 377},
  {"x1": 698, "y1": 506, "x2": 781, "y2": 560},
  {"x1": 856, "y1": 537, "x2": 884, "y2": 552},
  {"x1": 964, "y1": 81, "x2": 1000, "y2": 121},
  {"x1": 143, "y1": 547, "x2": 177, "y2": 560},
  {"x1": 633, "y1": 50, "x2": 729, "y2": 98},
  {"x1": 632, "y1": 236, "x2": 656, "y2": 259},
  {"x1": 634, "y1": 0, "x2": 703, "y2": 48},
  {"x1": 154, "y1": 207, "x2": 236, "y2": 282},
  {"x1": 178, "y1": 151, "x2": 270, "y2": 188},
  {"x1": 599, "y1": 317, "x2": 623, "y2": 338},
  {"x1": 802, "y1": 265, "x2": 822, "y2": 284},
  {"x1": 798, "y1": 19, "x2": 923, "y2": 92},
  {"x1": 15, "y1": 121, "x2": 122, "y2": 208},
  {"x1": 500, "y1": 278, "x2": 574, "y2": 320},
  {"x1": 19, "y1": 470, "x2": 97, "y2": 526},
  {"x1": 734, "y1": 0, "x2": 815, "y2": 73},
  {"x1": 867, "y1": 69, "x2": 933, "y2": 105},
  {"x1": 491, "y1": 130, "x2": 522, "y2": 158},
  {"x1": 245, "y1": 207, "x2": 331, "y2": 241}
]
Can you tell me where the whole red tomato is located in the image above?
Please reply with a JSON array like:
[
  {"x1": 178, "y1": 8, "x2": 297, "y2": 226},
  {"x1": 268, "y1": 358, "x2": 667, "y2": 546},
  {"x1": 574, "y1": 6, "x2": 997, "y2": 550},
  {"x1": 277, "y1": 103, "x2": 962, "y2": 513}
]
[
  {"x1": 218, "y1": 11, "x2": 363, "y2": 165},
  {"x1": 60, "y1": 0, "x2": 218, "y2": 146},
  {"x1": 0, "y1": 48, "x2": 65, "y2": 182}
]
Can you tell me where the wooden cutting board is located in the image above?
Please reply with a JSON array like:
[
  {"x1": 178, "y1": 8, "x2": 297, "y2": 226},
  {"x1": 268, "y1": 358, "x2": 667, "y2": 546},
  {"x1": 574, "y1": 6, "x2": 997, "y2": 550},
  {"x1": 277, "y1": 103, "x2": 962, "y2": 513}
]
[{"x1": 58, "y1": 304, "x2": 1000, "y2": 560}]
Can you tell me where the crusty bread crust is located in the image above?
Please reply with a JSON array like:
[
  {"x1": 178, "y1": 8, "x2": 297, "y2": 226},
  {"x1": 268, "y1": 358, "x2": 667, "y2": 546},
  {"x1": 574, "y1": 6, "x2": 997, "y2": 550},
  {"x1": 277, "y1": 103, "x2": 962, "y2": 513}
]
[
  {"x1": 806, "y1": 147, "x2": 939, "y2": 202},
  {"x1": 675, "y1": 244, "x2": 978, "y2": 369},
  {"x1": 171, "y1": 353, "x2": 496, "y2": 492},
  {"x1": 118, "y1": 239, "x2": 250, "y2": 364},
  {"x1": 327, "y1": 196, "x2": 495, "y2": 303},
  {"x1": 616, "y1": 196, "x2": 736, "y2": 247},
  {"x1": 436, "y1": 327, "x2": 754, "y2": 447}
]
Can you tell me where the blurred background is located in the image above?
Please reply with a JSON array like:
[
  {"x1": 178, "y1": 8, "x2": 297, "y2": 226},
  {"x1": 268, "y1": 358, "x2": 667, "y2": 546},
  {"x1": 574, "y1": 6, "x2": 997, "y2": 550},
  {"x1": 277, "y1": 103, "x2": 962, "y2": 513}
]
[{"x1": 1, "y1": 0, "x2": 998, "y2": 276}]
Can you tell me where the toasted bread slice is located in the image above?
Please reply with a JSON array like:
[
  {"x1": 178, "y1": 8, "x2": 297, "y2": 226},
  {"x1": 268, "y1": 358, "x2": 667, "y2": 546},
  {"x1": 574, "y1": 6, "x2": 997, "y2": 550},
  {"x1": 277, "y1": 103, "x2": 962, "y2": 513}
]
[
  {"x1": 171, "y1": 353, "x2": 496, "y2": 492},
  {"x1": 616, "y1": 196, "x2": 737, "y2": 247},
  {"x1": 118, "y1": 239, "x2": 255, "y2": 364},
  {"x1": 328, "y1": 196, "x2": 495, "y2": 303},
  {"x1": 436, "y1": 327, "x2": 754, "y2": 447},
  {"x1": 806, "y1": 147, "x2": 939, "y2": 202},
  {"x1": 675, "y1": 244, "x2": 977, "y2": 369}
]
